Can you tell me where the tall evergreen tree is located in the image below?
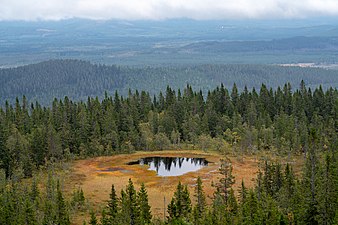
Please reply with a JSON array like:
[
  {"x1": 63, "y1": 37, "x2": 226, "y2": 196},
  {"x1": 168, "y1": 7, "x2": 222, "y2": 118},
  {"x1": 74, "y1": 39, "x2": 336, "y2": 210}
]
[
  {"x1": 316, "y1": 153, "x2": 337, "y2": 225},
  {"x1": 121, "y1": 179, "x2": 140, "y2": 225},
  {"x1": 167, "y1": 181, "x2": 192, "y2": 222},
  {"x1": 238, "y1": 179, "x2": 248, "y2": 204},
  {"x1": 138, "y1": 183, "x2": 152, "y2": 224},
  {"x1": 107, "y1": 184, "x2": 119, "y2": 223},
  {"x1": 301, "y1": 128, "x2": 319, "y2": 225},
  {"x1": 56, "y1": 180, "x2": 70, "y2": 225},
  {"x1": 214, "y1": 158, "x2": 235, "y2": 204},
  {"x1": 89, "y1": 211, "x2": 98, "y2": 225},
  {"x1": 193, "y1": 177, "x2": 206, "y2": 225}
]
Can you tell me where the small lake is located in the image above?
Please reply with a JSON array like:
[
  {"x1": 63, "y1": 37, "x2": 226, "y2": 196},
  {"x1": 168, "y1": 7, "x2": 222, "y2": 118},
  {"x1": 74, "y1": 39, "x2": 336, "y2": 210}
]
[{"x1": 128, "y1": 157, "x2": 208, "y2": 177}]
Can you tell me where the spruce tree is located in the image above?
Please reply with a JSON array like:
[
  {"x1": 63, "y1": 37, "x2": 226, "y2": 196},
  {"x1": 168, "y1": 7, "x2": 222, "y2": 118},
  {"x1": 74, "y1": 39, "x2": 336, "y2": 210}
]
[
  {"x1": 212, "y1": 189, "x2": 227, "y2": 224},
  {"x1": 193, "y1": 177, "x2": 206, "y2": 225},
  {"x1": 138, "y1": 183, "x2": 152, "y2": 224},
  {"x1": 107, "y1": 184, "x2": 118, "y2": 222},
  {"x1": 214, "y1": 158, "x2": 235, "y2": 204},
  {"x1": 89, "y1": 211, "x2": 98, "y2": 225},
  {"x1": 182, "y1": 185, "x2": 192, "y2": 220},
  {"x1": 316, "y1": 153, "x2": 337, "y2": 224},
  {"x1": 167, "y1": 181, "x2": 192, "y2": 222},
  {"x1": 101, "y1": 209, "x2": 110, "y2": 225},
  {"x1": 24, "y1": 198, "x2": 38, "y2": 225},
  {"x1": 238, "y1": 179, "x2": 248, "y2": 204},
  {"x1": 239, "y1": 190, "x2": 262, "y2": 225},
  {"x1": 121, "y1": 178, "x2": 140, "y2": 225},
  {"x1": 301, "y1": 128, "x2": 319, "y2": 225},
  {"x1": 226, "y1": 189, "x2": 238, "y2": 224},
  {"x1": 56, "y1": 180, "x2": 70, "y2": 225}
]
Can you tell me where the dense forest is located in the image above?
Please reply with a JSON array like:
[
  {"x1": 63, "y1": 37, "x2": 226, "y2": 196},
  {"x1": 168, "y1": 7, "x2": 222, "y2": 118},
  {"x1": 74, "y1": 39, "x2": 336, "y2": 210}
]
[
  {"x1": 0, "y1": 81, "x2": 337, "y2": 224},
  {"x1": 1, "y1": 59, "x2": 338, "y2": 105},
  {"x1": 184, "y1": 36, "x2": 338, "y2": 53}
]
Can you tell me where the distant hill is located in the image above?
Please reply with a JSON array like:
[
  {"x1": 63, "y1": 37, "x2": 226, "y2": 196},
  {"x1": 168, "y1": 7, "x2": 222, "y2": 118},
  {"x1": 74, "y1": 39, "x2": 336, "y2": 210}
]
[
  {"x1": 1, "y1": 19, "x2": 338, "y2": 66},
  {"x1": 183, "y1": 36, "x2": 338, "y2": 53},
  {"x1": 0, "y1": 59, "x2": 337, "y2": 105}
]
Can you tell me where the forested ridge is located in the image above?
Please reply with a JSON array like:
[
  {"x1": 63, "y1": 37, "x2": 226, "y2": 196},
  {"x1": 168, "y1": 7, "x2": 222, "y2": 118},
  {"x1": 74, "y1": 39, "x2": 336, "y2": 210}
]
[
  {"x1": 1, "y1": 59, "x2": 338, "y2": 105},
  {"x1": 0, "y1": 81, "x2": 337, "y2": 224}
]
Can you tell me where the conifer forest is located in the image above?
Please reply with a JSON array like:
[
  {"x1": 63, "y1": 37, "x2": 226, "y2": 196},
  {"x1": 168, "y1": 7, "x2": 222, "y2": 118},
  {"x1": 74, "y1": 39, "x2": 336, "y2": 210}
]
[{"x1": 0, "y1": 81, "x2": 337, "y2": 224}]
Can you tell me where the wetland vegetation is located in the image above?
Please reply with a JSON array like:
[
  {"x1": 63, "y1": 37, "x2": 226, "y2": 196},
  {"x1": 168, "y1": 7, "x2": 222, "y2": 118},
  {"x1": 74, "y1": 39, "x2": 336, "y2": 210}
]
[{"x1": 0, "y1": 81, "x2": 337, "y2": 224}]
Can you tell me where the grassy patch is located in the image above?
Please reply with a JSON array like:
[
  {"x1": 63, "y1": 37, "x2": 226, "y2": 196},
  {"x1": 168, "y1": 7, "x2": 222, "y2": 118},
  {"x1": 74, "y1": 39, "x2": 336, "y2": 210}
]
[{"x1": 62, "y1": 150, "x2": 304, "y2": 224}]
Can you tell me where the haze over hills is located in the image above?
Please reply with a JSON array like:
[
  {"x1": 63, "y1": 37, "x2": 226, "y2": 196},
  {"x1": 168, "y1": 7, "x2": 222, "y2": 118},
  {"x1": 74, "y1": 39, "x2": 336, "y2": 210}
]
[
  {"x1": 1, "y1": 18, "x2": 337, "y2": 106},
  {"x1": 0, "y1": 59, "x2": 337, "y2": 105},
  {"x1": 1, "y1": 18, "x2": 338, "y2": 66}
]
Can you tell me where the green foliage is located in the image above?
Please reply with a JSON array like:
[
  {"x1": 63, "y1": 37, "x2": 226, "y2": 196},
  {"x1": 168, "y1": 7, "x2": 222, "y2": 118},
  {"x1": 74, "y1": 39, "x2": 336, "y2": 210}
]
[
  {"x1": 123, "y1": 178, "x2": 140, "y2": 225},
  {"x1": 1, "y1": 60, "x2": 338, "y2": 106},
  {"x1": 0, "y1": 80, "x2": 337, "y2": 225},
  {"x1": 138, "y1": 183, "x2": 152, "y2": 224},
  {"x1": 193, "y1": 177, "x2": 206, "y2": 225},
  {"x1": 98, "y1": 179, "x2": 152, "y2": 225},
  {"x1": 107, "y1": 184, "x2": 118, "y2": 222},
  {"x1": 167, "y1": 182, "x2": 192, "y2": 222},
  {"x1": 71, "y1": 187, "x2": 86, "y2": 210},
  {"x1": 0, "y1": 172, "x2": 73, "y2": 225},
  {"x1": 89, "y1": 211, "x2": 98, "y2": 225},
  {"x1": 0, "y1": 81, "x2": 337, "y2": 179},
  {"x1": 214, "y1": 158, "x2": 235, "y2": 203},
  {"x1": 56, "y1": 180, "x2": 71, "y2": 225}
]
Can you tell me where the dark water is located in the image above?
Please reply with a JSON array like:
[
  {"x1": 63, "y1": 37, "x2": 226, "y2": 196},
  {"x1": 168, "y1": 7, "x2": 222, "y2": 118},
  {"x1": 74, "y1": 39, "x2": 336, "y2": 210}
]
[{"x1": 128, "y1": 157, "x2": 208, "y2": 176}]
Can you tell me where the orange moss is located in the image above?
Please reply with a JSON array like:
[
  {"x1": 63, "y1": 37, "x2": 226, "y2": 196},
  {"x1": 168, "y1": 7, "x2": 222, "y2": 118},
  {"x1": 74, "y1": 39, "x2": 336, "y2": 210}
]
[
  {"x1": 65, "y1": 150, "x2": 262, "y2": 224},
  {"x1": 65, "y1": 150, "x2": 305, "y2": 224}
]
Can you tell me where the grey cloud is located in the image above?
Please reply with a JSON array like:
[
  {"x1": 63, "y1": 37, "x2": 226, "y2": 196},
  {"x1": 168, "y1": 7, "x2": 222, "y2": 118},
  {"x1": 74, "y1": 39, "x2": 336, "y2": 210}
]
[{"x1": 1, "y1": 0, "x2": 338, "y2": 20}]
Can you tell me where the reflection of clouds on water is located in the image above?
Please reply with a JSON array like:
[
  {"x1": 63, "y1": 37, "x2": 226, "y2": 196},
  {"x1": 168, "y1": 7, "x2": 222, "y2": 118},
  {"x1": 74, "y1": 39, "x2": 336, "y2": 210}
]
[{"x1": 139, "y1": 157, "x2": 208, "y2": 177}]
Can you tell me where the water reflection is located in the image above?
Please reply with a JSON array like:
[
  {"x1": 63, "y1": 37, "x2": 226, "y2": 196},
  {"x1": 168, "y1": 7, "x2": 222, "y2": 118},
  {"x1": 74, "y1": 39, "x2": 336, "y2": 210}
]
[{"x1": 129, "y1": 157, "x2": 208, "y2": 177}]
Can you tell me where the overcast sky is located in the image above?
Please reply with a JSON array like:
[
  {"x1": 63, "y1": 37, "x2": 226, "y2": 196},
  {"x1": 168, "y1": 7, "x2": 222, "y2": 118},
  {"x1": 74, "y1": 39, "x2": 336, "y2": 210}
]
[{"x1": 1, "y1": 0, "x2": 338, "y2": 21}]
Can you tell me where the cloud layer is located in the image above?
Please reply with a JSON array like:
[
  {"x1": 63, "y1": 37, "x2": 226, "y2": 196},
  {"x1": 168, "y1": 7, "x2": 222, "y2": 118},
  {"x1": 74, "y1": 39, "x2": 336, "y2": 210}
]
[{"x1": 1, "y1": 0, "x2": 338, "y2": 21}]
